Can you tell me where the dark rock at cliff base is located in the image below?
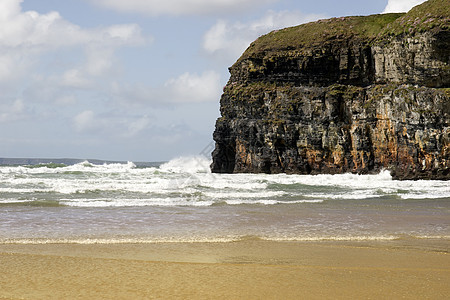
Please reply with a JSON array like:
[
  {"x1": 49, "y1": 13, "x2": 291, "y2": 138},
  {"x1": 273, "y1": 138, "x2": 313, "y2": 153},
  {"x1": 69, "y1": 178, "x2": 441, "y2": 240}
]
[{"x1": 211, "y1": 0, "x2": 450, "y2": 180}]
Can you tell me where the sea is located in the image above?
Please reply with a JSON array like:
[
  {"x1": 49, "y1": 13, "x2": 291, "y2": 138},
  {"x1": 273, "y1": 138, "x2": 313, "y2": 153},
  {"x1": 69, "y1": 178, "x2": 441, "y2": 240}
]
[{"x1": 0, "y1": 156, "x2": 449, "y2": 244}]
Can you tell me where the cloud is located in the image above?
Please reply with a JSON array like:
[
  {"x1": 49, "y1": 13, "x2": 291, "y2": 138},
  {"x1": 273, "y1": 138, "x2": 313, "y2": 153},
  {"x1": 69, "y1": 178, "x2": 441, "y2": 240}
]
[
  {"x1": 0, "y1": 52, "x2": 28, "y2": 83},
  {"x1": 383, "y1": 0, "x2": 427, "y2": 13},
  {"x1": 112, "y1": 70, "x2": 222, "y2": 105},
  {"x1": 0, "y1": 0, "x2": 149, "y2": 143},
  {"x1": 55, "y1": 95, "x2": 77, "y2": 106},
  {"x1": 0, "y1": 0, "x2": 145, "y2": 88},
  {"x1": 164, "y1": 71, "x2": 222, "y2": 103},
  {"x1": 62, "y1": 69, "x2": 92, "y2": 89},
  {"x1": 0, "y1": 99, "x2": 26, "y2": 123},
  {"x1": 0, "y1": 1, "x2": 144, "y2": 48},
  {"x1": 73, "y1": 109, "x2": 154, "y2": 139},
  {"x1": 203, "y1": 10, "x2": 326, "y2": 62},
  {"x1": 61, "y1": 47, "x2": 116, "y2": 88},
  {"x1": 89, "y1": 0, "x2": 275, "y2": 16},
  {"x1": 72, "y1": 105, "x2": 199, "y2": 139},
  {"x1": 127, "y1": 116, "x2": 151, "y2": 137},
  {"x1": 73, "y1": 110, "x2": 96, "y2": 132}
]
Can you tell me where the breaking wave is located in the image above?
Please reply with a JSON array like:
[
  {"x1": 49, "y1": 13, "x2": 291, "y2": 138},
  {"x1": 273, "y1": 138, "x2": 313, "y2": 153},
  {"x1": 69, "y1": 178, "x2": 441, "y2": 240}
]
[
  {"x1": 1, "y1": 157, "x2": 449, "y2": 208},
  {"x1": 0, "y1": 156, "x2": 448, "y2": 244}
]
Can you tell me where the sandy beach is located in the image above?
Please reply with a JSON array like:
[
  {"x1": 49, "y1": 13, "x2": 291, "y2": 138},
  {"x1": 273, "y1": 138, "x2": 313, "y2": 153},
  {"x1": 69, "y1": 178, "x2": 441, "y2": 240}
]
[{"x1": 0, "y1": 239, "x2": 449, "y2": 299}]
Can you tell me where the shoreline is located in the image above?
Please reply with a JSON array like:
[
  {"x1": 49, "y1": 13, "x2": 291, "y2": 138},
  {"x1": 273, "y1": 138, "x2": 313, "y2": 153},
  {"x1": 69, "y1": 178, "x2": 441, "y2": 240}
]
[{"x1": 1, "y1": 239, "x2": 449, "y2": 299}]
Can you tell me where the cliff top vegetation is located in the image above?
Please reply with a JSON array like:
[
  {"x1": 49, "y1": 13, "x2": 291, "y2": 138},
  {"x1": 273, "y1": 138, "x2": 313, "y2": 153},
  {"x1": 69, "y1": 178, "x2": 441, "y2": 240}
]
[
  {"x1": 382, "y1": 0, "x2": 450, "y2": 36},
  {"x1": 239, "y1": 0, "x2": 449, "y2": 60}
]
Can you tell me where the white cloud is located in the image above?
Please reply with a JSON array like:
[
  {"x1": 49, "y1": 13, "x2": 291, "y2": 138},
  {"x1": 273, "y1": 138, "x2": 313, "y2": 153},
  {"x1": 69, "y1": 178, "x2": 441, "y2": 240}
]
[
  {"x1": 0, "y1": 0, "x2": 21, "y2": 19},
  {"x1": 0, "y1": 0, "x2": 145, "y2": 88},
  {"x1": 127, "y1": 116, "x2": 151, "y2": 137},
  {"x1": 61, "y1": 47, "x2": 117, "y2": 88},
  {"x1": 0, "y1": 52, "x2": 28, "y2": 82},
  {"x1": 164, "y1": 71, "x2": 222, "y2": 103},
  {"x1": 55, "y1": 95, "x2": 77, "y2": 106},
  {"x1": 383, "y1": 0, "x2": 427, "y2": 13},
  {"x1": 0, "y1": 99, "x2": 26, "y2": 123},
  {"x1": 203, "y1": 10, "x2": 326, "y2": 62},
  {"x1": 62, "y1": 69, "x2": 91, "y2": 88},
  {"x1": 73, "y1": 110, "x2": 96, "y2": 132},
  {"x1": 0, "y1": 1, "x2": 144, "y2": 48},
  {"x1": 112, "y1": 70, "x2": 222, "y2": 105},
  {"x1": 89, "y1": 0, "x2": 275, "y2": 16},
  {"x1": 73, "y1": 109, "x2": 153, "y2": 138}
]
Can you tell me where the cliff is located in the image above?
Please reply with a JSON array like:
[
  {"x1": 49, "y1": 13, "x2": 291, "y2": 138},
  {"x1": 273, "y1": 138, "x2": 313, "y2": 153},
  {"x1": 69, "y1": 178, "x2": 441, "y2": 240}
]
[{"x1": 211, "y1": 0, "x2": 450, "y2": 179}]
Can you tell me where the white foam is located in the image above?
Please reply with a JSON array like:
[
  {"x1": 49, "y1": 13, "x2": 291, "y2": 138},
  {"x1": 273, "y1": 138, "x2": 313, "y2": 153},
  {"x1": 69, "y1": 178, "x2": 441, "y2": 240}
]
[
  {"x1": 9, "y1": 233, "x2": 443, "y2": 245},
  {"x1": 400, "y1": 192, "x2": 450, "y2": 199},
  {"x1": 224, "y1": 199, "x2": 323, "y2": 205},
  {"x1": 159, "y1": 156, "x2": 212, "y2": 174},
  {"x1": 0, "y1": 199, "x2": 35, "y2": 204},
  {"x1": 301, "y1": 191, "x2": 383, "y2": 200},
  {"x1": 263, "y1": 235, "x2": 399, "y2": 242},
  {"x1": 1, "y1": 161, "x2": 449, "y2": 208},
  {"x1": 0, "y1": 160, "x2": 143, "y2": 175},
  {"x1": 258, "y1": 169, "x2": 391, "y2": 186},
  {"x1": 0, "y1": 236, "x2": 238, "y2": 245},
  {"x1": 204, "y1": 190, "x2": 286, "y2": 199},
  {"x1": 60, "y1": 198, "x2": 214, "y2": 207}
]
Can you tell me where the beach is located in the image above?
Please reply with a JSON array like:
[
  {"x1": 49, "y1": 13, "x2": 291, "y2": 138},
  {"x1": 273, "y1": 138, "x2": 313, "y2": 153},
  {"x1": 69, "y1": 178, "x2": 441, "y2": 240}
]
[
  {"x1": 1, "y1": 239, "x2": 449, "y2": 299},
  {"x1": 1, "y1": 160, "x2": 449, "y2": 299}
]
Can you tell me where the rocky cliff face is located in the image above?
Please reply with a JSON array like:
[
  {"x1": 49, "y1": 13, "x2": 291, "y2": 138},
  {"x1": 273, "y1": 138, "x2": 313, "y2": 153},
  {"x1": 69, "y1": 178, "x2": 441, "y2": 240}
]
[{"x1": 211, "y1": 0, "x2": 450, "y2": 179}]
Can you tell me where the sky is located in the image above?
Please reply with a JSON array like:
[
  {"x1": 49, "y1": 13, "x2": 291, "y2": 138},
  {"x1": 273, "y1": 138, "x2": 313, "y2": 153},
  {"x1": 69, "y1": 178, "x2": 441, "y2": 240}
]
[{"x1": 0, "y1": 0, "x2": 426, "y2": 162}]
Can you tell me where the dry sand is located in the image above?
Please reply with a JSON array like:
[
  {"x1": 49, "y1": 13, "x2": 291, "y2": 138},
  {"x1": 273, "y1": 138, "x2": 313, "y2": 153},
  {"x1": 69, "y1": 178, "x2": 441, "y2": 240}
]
[{"x1": 0, "y1": 239, "x2": 449, "y2": 299}]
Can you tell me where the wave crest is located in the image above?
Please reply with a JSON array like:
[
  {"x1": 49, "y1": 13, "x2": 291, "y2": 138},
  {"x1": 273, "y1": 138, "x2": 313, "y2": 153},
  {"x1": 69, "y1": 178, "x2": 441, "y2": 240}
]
[{"x1": 159, "y1": 156, "x2": 212, "y2": 174}]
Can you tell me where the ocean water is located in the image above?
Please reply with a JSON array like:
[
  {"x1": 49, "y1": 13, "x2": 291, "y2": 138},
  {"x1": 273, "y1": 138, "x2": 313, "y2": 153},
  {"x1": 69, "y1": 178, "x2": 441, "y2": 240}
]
[{"x1": 0, "y1": 157, "x2": 449, "y2": 244}]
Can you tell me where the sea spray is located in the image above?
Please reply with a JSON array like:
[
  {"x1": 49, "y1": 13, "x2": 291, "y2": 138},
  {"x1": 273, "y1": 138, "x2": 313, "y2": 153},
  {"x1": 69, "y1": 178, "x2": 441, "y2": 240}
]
[{"x1": 0, "y1": 157, "x2": 449, "y2": 243}]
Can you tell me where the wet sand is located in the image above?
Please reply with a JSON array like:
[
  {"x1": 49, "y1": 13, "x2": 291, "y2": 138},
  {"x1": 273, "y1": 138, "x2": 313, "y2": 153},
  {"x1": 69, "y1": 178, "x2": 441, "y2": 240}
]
[{"x1": 0, "y1": 239, "x2": 449, "y2": 299}]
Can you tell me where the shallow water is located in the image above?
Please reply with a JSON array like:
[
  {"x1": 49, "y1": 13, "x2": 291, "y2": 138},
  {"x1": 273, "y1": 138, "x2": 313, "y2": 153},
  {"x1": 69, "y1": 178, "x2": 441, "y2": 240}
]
[{"x1": 0, "y1": 157, "x2": 449, "y2": 243}]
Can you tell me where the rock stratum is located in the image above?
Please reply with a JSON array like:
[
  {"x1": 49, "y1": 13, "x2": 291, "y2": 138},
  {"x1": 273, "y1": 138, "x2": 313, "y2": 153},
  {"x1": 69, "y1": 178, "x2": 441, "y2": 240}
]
[{"x1": 211, "y1": 0, "x2": 450, "y2": 179}]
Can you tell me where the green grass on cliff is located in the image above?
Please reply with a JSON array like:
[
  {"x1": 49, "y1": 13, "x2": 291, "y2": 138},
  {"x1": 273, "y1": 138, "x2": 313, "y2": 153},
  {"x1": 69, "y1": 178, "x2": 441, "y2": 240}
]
[
  {"x1": 243, "y1": 13, "x2": 403, "y2": 58},
  {"x1": 240, "y1": 0, "x2": 449, "y2": 60},
  {"x1": 381, "y1": 0, "x2": 450, "y2": 36}
]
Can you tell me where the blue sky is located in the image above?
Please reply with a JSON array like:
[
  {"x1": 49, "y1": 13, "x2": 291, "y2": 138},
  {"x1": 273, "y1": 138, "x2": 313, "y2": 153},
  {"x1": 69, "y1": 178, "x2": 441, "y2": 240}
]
[{"x1": 1, "y1": 0, "x2": 426, "y2": 162}]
